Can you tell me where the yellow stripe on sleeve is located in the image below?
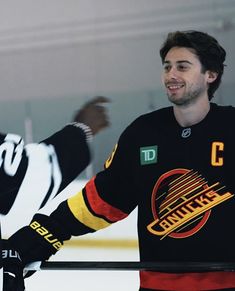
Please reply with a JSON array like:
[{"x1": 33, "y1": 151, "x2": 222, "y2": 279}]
[{"x1": 67, "y1": 191, "x2": 111, "y2": 231}]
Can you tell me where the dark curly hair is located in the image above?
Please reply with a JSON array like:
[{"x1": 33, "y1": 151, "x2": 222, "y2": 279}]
[{"x1": 160, "y1": 30, "x2": 226, "y2": 100}]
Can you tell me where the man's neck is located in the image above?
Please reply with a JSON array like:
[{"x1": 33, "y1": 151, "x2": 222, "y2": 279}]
[{"x1": 173, "y1": 98, "x2": 210, "y2": 127}]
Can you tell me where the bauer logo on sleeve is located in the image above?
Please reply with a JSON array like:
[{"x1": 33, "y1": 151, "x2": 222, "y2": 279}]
[{"x1": 140, "y1": 146, "x2": 158, "y2": 165}]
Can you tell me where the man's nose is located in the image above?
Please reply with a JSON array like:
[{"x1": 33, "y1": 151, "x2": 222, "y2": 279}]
[{"x1": 167, "y1": 67, "x2": 178, "y2": 78}]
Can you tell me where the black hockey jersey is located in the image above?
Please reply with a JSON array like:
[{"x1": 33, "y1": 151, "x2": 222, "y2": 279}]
[{"x1": 52, "y1": 103, "x2": 235, "y2": 290}]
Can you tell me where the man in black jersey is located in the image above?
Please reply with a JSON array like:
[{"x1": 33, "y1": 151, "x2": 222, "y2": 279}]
[{"x1": 5, "y1": 31, "x2": 235, "y2": 291}]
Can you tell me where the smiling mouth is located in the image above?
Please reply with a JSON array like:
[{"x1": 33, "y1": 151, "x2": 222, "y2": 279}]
[{"x1": 166, "y1": 84, "x2": 184, "y2": 90}]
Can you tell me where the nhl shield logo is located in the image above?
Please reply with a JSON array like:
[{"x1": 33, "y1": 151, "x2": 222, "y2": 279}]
[{"x1": 181, "y1": 128, "x2": 191, "y2": 138}]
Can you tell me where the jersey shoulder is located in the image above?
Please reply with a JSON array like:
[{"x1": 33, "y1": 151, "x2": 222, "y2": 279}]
[
  {"x1": 211, "y1": 102, "x2": 235, "y2": 122},
  {"x1": 130, "y1": 106, "x2": 173, "y2": 128}
]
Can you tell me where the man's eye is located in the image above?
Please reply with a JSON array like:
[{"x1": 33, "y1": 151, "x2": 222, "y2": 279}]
[
  {"x1": 178, "y1": 65, "x2": 189, "y2": 71},
  {"x1": 163, "y1": 65, "x2": 171, "y2": 72}
]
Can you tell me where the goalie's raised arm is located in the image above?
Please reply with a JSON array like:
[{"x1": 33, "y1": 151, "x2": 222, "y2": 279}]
[{"x1": 0, "y1": 96, "x2": 110, "y2": 216}]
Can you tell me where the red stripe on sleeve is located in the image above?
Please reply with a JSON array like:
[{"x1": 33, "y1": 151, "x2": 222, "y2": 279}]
[{"x1": 85, "y1": 177, "x2": 128, "y2": 222}]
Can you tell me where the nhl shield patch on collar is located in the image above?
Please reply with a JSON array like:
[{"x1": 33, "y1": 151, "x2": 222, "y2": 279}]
[{"x1": 140, "y1": 146, "x2": 158, "y2": 165}]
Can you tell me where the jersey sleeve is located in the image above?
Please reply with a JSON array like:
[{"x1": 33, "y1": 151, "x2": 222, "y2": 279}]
[
  {"x1": 0, "y1": 132, "x2": 28, "y2": 214},
  {"x1": 0, "y1": 124, "x2": 91, "y2": 216},
  {"x1": 49, "y1": 123, "x2": 139, "y2": 237},
  {"x1": 41, "y1": 124, "x2": 91, "y2": 193}
]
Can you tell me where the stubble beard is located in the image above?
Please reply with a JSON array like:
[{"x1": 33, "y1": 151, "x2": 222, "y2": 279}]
[{"x1": 167, "y1": 86, "x2": 205, "y2": 106}]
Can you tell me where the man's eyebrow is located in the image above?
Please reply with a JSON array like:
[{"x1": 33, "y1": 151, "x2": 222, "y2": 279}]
[{"x1": 163, "y1": 60, "x2": 193, "y2": 65}]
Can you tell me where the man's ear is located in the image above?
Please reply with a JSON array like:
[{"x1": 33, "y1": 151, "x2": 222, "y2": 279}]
[{"x1": 207, "y1": 71, "x2": 218, "y2": 83}]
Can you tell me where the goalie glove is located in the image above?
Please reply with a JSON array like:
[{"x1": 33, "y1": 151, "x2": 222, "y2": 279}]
[{"x1": 8, "y1": 213, "x2": 71, "y2": 268}]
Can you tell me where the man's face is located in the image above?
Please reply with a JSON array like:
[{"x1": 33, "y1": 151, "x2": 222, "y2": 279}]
[{"x1": 161, "y1": 46, "x2": 211, "y2": 106}]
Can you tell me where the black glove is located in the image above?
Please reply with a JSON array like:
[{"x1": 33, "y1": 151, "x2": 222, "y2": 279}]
[
  {"x1": 9, "y1": 213, "x2": 71, "y2": 267},
  {"x1": 2, "y1": 240, "x2": 25, "y2": 291}
]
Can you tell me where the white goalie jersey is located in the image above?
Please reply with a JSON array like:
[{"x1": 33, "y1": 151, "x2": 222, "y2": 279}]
[{"x1": 0, "y1": 124, "x2": 91, "y2": 237}]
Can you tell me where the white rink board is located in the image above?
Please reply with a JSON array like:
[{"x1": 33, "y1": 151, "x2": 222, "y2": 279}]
[{"x1": 25, "y1": 248, "x2": 139, "y2": 291}]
